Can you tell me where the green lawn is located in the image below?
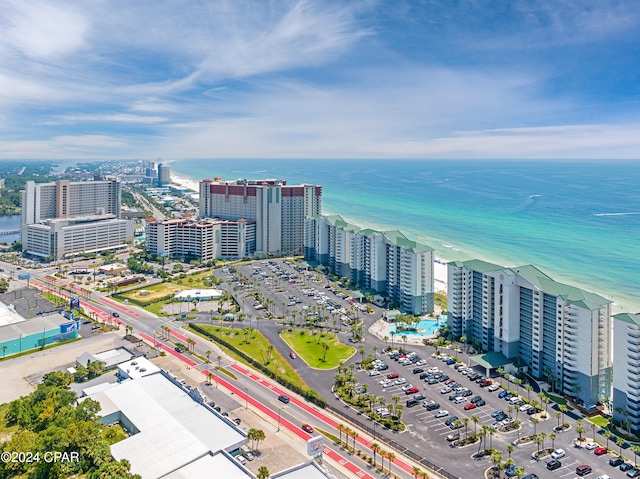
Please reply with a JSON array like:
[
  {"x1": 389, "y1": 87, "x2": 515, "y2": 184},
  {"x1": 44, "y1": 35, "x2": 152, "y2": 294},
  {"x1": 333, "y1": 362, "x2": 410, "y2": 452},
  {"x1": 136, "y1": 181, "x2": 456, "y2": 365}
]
[
  {"x1": 280, "y1": 329, "x2": 355, "y2": 369},
  {"x1": 119, "y1": 282, "x2": 185, "y2": 302},
  {"x1": 171, "y1": 270, "x2": 221, "y2": 289},
  {"x1": 588, "y1": 415, "x2": 609, "y2": 428},
  {"x1": 193, "y1": 325, "x2": 307, "y2": 390}
]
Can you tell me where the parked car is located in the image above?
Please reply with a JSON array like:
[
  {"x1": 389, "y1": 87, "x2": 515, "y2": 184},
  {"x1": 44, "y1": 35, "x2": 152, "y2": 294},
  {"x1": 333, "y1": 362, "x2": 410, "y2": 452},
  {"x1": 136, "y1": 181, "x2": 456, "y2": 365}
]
[
  {"x1": 585, "y1": 441, "x2": 599, "y2": 450},
  {"x1": 620, "y1": 463, "x2": 634, "y2": 472},
  {"x1": 576, "y1": 465, "x2": 593, "y2": 476},
  {"x1": 463, "y1": 403, "x2": 477, "y2": 410},
  {"x1": 547, "y1": 459, "x2": 562, "y2": 471},
  {"x1": 551, "y1": 449, "x2": 566, "y2": 459},
  {"x1": 405, "y1": 387, "x2": 419, "y2": 395},
  {"x1": 594, "y1": 447, "x2": 608, "y2": 456},
  {"x1": 387, "y1": 372, "x2": 400, "y2": 379},
  {"x1": 434, "y1": 409, "x2": 449, "y2": 418},
  {"x1": 610, "y1": 457, "x2": 624, "y2": 467},
  {"x1": 412, "y1": 367, "x2": 424, "y2": 374}
]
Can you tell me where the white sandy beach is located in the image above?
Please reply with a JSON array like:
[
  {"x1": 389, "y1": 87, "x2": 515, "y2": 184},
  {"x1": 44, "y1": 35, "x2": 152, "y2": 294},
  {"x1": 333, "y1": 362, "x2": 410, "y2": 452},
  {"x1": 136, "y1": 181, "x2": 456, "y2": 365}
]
[{"x1": 171, "y1": 174, "x2": 200, "y2": 193}]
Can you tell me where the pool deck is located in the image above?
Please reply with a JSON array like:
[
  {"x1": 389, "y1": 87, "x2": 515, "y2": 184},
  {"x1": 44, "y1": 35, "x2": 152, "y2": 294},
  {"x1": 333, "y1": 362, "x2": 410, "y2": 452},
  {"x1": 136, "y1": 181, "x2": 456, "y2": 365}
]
[{"x1": 369, "y1": 318, "x2": 441, "y2": 344}]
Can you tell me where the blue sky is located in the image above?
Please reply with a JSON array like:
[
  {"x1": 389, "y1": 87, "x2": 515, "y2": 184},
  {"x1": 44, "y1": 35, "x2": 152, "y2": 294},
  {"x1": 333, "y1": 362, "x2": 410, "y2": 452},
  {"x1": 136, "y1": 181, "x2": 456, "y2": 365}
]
[{"x1": 1, "y1": 0, "x2": 640, "y2": 160}]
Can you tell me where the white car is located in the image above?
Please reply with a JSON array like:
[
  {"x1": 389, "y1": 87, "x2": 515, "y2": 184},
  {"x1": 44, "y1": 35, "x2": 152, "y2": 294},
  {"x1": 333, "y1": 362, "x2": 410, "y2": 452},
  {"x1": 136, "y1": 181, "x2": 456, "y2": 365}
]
[
  {"x1": 440, "y1": 386, "x2": 452, "y2": 394},
  {"x1": 551, "y1": 448, "x2": 566, "y2": 459},
  {"x1": 519, "y1": 403, "x2": 532, "y2": 412},
  {"x1": 487, "y1": 384, "x2": 500, "y2": 392},
  {"x1": 401, "y1": 384, "x2": 414, "y2": 392},
  {"x1": 394, "y1": 378, "x2": 406, "y2": 386},
  {"x1": 585, "y1": 441, "x2": 598, "y2": 450},
  {"x1": 490, "y1": 422, "x2": 502, "y2": 429},
  {"x1": 434, "y1": 410, "x2": 449, "y2": 418},
  {"x1": 416, "y1": 359, "x2": 428, "y2": 366},
  {"x1": 380, "y1": 379, "x2": 392, "y2": 387}
]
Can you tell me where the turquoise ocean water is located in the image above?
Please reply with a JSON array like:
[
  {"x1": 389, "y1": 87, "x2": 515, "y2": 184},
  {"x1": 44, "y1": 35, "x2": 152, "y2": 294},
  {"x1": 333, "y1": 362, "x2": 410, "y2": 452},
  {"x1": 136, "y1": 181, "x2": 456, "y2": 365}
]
[{"x1": 170, "y1": 159, "x2": 640, "y2": 313}]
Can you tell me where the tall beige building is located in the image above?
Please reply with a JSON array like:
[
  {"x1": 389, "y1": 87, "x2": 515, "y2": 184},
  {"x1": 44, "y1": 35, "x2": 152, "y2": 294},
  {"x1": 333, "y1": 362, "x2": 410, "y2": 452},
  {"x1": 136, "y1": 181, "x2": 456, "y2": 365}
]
[
  {"x1": 21, "y1": 178, "x2": 133, "y2": 259},
  {"x1": 199, "y1": 177, "x2": 322, "y2": 255}
]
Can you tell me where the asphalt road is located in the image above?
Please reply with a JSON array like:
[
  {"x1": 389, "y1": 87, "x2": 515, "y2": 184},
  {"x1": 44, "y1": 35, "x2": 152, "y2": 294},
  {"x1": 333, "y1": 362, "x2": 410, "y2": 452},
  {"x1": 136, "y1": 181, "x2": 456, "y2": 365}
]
[{"x1": 5, "y1": 256, "x2": 634, "y2": 479}]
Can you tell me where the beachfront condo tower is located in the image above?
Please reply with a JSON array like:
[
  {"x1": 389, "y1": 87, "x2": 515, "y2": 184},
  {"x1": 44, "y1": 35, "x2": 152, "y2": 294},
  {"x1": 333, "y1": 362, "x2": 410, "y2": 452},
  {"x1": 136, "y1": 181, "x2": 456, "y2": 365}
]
[
  {"x1": 612, "y1": 313, "x2": 640, "y2": 433},
  {"x1": 448, "y1": 259, "x2": 612, "y2": 406},
  {"x1": 21, "y1": 178, "x2": 133, "y2": 260},
  {"x1": 199, "y1": 177, "x2": 322, "y2": 256},
  {"x1": 304, "y1": 214, "x2": 434, "y2": 315}
]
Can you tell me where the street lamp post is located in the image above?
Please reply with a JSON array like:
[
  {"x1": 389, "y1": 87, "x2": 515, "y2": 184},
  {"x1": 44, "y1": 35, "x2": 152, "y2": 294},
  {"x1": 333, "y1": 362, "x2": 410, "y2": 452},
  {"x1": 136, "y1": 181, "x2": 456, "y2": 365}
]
[{"x1": 278, "y1": 406, "x2": 285, "y2": 431}]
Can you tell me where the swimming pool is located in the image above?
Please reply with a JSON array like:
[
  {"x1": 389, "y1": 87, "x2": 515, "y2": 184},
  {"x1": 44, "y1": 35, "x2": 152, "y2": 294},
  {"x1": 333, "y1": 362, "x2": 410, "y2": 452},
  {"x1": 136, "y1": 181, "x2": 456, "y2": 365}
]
[{"x1": 387, "y1": 317, "x2": 444, "y2": 339}]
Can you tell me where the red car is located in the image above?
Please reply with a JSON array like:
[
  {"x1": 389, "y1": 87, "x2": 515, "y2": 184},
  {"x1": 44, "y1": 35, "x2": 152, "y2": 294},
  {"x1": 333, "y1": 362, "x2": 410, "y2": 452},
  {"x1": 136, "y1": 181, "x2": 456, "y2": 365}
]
[
  {"x1": 405, "y1": 387, "x2": 419, "y2": 395},
  {"x1": 593, "y1": 446, "x2": 607, "y2": 456},
  {"x1": 445, "y1": 378, "x2": 456, "y2": 385},
  {"x1": 301, "y1": 424, "x2": 314, "y2": 433},
  {"x1": 387, "y1": 372, "x2": 400, "y2": 379},
  {"x1": 290, "y1": 351, "x2": 296, "y2": 359},
  {"x1": 464, "y1": 403, "x2": 477, "y2": 410}
]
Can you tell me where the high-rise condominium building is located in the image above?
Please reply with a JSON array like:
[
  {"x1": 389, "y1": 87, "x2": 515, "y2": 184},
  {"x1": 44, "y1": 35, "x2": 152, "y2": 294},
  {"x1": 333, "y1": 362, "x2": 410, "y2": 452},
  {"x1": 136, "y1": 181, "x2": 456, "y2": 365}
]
[
  {"x1": 199, "y1": 177, "x2": 322, "y2": 255},
  {"x1": 304, "y1": 214, "x2": 434, "y2": 315},
  {"x1": 157, "y1": 164, "x2": 171, "y2": 186},
  {"x1": 448, "y1": 259, "x2": 612, "y2": 406},
  {"x1": 612, "y1": 312, "x2": 640, "y2": 433},
  {"x1": 21, "y1": 178, "x2": 133, "y2": 259},
  {"x1": 145, "y1": 218, "x2": 255, "y2": 261}
]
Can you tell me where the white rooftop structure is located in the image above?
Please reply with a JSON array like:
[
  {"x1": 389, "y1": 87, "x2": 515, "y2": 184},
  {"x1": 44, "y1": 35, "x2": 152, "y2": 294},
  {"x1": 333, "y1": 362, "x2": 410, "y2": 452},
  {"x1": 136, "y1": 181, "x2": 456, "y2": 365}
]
[
  {"x1": 162, "y1": 452, "x2": 253, "y2": 479},
  {"x1": 117, "y1": 356, "x2": 160, "y2": 380},
  {"x1": 86, "y1": 371, "x2": 247, "y2": 479},
  {"x1": 0, "y1": 301, "x2": 26, "y2": 326},
  {"x1": 174, "y1": 289, "x2": 223, "y2": 301},
  {"x1": 77, "y1": 347, "x2": 133, "y2": 369}
]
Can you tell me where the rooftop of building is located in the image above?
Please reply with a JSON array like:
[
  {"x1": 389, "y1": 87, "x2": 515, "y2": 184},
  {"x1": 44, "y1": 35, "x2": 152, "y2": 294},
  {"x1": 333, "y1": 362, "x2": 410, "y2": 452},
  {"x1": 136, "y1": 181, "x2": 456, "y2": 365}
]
[
  {"x1": 613, "y1": 312, "x2": 640, "y2": 326},
  {"x1": 86, "y1": 371, "x2": 247, "y2": 479},
  {"x1": 451, "y1": 259, "x2": 611, "y2": 310},
  {"x1": 311, "y1": 214, "x2": 434, "y2": 253}
]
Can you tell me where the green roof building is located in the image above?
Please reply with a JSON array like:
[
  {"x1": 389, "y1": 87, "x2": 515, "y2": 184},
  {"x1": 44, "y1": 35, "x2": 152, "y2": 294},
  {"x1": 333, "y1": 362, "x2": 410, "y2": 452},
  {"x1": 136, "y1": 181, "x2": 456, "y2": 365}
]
[
  {"x1": 448, "y1": 259, "x2": 612, "y2": 406},
  {"x1": 304, "y1": 214, "x2": 435, "y2": 315}
]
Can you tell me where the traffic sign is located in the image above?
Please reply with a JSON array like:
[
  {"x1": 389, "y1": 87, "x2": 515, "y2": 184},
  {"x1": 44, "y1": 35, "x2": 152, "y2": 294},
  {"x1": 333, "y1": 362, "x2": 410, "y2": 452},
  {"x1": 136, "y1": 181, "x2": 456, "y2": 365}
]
[{"x1": 17, "y1": 273, "x2": 30, "y2": 280}]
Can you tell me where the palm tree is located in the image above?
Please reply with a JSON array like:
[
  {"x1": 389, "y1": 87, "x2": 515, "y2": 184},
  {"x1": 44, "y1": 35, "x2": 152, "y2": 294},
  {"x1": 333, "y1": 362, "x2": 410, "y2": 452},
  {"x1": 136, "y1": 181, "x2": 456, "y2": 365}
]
[
  {"x1": 412, "y1": 466, "x2": 422, "y2": 478},
  {"x1": 496, "y1": 367, "x2": 504, "y2": 386},
  {"x1": 257, "y1": 466, "x2": 270, "y2": 479},
  {"x1": 550, "y1": 432, "x2": 557, "y2": 449},
  {"x1": 531, "y1": 417, "x2": 539, "y2": 437},
  {"x1": 576, "y1": 419, "x2": 585, "y2": 442},
  {"x1": 525, "y1": 385, "x2": 533, "y2": 401},
  {"x1": 205, "y1": 350, "x2": 211, "y2": 363},
  {"x1": 555, "y1": 411, "x2": 562, "y2": 429},
  {"x1": 532, "y1": 434, "x2": 543, "y2": 455},
  {"x1": 477, "y1": 426, "x2": 487, "y2": 456},
  {"x1": 471, "y1": 414, "x2": 480, "y2": 436},
  {"x1": 337, "y1": 424, "x2": 345, "y2": 446},
  {"x1": 617, "y1": 436, "x2": 625, "y2": 457},
  {"x1": 513, "y1": 419, "x2": 522, "y2": 440},
  {"x1": 559, "y1": 404, "x2": 568, "y2": 428},
  {"x1": 603, "y1": 430, "x2": 612, "y2": 450},
  {"x1": 491, "y1": 450, "x2": 502, "y2": 474},
  {"x1": 386, "y1": 451, "x2": 395, "y2": 475},
  {"x1": 513, "y1": 466, "x2": 526, "y2": 479},
  {"x1": 379, "y1": 450, "x2": 387, "y2": 472},
  {"x1": 463, "y1": 417, "x2": 470, "y2": 439},
  {"x1": 370, "y1": 442, "x2": 380, "y2": 467},
  {"x1": 507, "y1": 443, "x2": 514, "y2": 459},
  {"x1": 392, "y1": 395, "x2": 400, "y2": 411},
  {"x1": 590, "y1": 421, "x2": 596, "y2": 441},
  {"x1": 632, "y1": 445, "x2": 640, "y2": 466}
]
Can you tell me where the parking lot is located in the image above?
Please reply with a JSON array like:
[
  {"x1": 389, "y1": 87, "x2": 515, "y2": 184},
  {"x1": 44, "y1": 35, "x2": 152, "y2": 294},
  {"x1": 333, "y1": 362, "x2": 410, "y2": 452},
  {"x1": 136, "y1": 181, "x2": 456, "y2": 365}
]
[
  {"x1": 212, "y1": 258, "x2": 630, "y2": 479},
  {"x1": 356, "y1": 348, "x2": 631, "y2": 479}
]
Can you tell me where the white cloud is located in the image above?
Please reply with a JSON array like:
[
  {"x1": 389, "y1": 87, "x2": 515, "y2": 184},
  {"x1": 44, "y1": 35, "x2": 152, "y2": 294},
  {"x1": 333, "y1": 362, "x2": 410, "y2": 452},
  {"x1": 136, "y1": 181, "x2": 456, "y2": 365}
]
[
  {"x1": 4, "y1": 1, "x2": 88, "y2": 59},
  {"x1": 44, "y1": 113, "x2": 168, "y2": 125}
]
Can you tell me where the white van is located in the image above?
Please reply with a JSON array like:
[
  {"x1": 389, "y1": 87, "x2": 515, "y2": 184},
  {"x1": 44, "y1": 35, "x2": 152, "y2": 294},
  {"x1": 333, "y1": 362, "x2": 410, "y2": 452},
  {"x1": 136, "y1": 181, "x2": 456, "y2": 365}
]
[
  {"x1": 509, "y1": 396, "x2": 523, "y2": 405},
  {"x1": 453, "y1": 396, "x2": 467, "y2": 404}
]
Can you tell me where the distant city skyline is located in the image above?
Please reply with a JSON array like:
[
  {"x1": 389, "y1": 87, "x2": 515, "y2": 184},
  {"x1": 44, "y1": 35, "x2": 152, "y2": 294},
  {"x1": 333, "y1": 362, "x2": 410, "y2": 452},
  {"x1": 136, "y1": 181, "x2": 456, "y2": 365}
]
[{"x1": 1, "y1": 1, "x2": 640, "y2": 160}]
